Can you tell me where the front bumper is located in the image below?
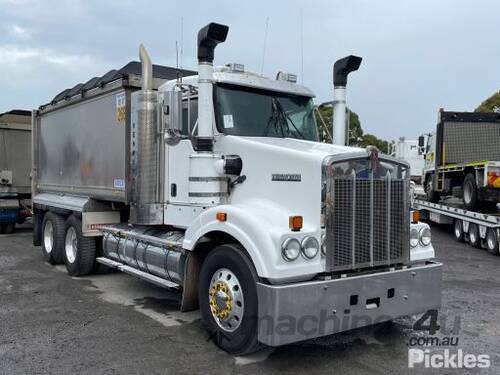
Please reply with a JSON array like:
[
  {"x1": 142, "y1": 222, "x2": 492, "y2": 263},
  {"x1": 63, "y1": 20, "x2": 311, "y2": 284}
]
[{"x1": 257, "y1": 261, "x2": 442, "y2": 346}]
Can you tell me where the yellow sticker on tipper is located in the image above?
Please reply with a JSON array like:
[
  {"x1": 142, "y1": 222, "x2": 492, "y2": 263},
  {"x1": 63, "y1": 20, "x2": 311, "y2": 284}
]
[{"x1": 115, "y1": 93, "x2": 126, "y2": 123}]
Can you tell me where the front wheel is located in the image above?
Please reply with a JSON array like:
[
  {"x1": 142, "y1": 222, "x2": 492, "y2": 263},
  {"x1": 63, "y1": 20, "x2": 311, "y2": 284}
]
[{"x1": 199, "y1": 244, "x2": 261, "y2": 355}]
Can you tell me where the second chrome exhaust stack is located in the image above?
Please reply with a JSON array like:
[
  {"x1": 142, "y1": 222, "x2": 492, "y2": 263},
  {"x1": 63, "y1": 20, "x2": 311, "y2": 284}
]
[
  {"x1": 130, "y1": 43, "x2": 162, "y2": 225},
  {"x1": 333, "y1": 55, "x2": 362, "y2": 146}
]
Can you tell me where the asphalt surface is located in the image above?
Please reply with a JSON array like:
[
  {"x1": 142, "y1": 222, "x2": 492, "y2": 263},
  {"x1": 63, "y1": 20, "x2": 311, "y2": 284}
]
[{"x1": 0, "y1": 222, "x2": 499, "y2": 374}]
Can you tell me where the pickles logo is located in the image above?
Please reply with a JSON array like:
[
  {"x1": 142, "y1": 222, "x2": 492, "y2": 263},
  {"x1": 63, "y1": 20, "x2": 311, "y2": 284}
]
[
  {"x1": 409, "y1": 349, "x2": 490, "y2": 369},
  {"x1": 408, "y1": 310, "x2": 491, "y2": 369}
]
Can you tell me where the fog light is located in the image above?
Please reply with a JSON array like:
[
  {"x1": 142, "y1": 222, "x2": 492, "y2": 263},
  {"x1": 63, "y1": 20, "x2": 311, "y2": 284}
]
[
  {"x1": 281, "y1": 238, "x2": 301, "y2": 261},
  {"x1": 301, "y1": 236, "x2": 319, "y2": 259},
  {"x1": 419, "y1": 227, "x2": 431, "y2": 246},
  {"x1": 410, "y1": 228, "x2": 419, "y2": 248}
]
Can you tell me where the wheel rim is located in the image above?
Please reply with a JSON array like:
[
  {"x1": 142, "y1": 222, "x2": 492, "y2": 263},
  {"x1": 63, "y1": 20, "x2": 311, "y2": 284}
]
[
  {"x1": 464, "y1": 181, "x2": 472, "y2": 204},
  {"x1": 469, "y1": 227, "x2": 477, "y2": 244},
  {"x1": 427, "y1": 179, "x2": 432, "y2": 194},
  {"x1": 65, "y1": 226, "x2": 77, "y2": 263},
  {"x1": 43, "y1": 221, "x2": 54, "y2": 254},
  {"x1": 487, "y1": 231, "x2": 497, "y2": 250},
  {"x1": 208, "y1": 268, "x2": 244, "y2": 332},
  {"x1": 454, "y1": 221, "x2": 462, "y2": 239}
]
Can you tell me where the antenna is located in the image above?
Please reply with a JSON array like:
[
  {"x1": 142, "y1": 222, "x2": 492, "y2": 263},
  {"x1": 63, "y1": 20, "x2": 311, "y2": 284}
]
[
  {"x1": 260, "y1": 17, "x2": 269, "y2": 76},
  {"x1": 180, "y1": 17, "x2": 184, "y2": 69},
  {"x1": 175, "y1": 40, "x2": 179, "y2": 68},
  {"x1": 300, "y1": 10, "x2": 304, "y2": 84}
]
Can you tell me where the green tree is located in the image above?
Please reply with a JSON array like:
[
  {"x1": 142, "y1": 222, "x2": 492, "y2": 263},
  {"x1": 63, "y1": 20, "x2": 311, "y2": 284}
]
[
  {"x1": 314, "y1": 104, "x2": 363, "y2": 144},
  {"x1": 475, "y1": 91, "x2": 500, "y2": 113},
  {"x1": 358, "y1": 133, "x2": 390, "y2": 154}
]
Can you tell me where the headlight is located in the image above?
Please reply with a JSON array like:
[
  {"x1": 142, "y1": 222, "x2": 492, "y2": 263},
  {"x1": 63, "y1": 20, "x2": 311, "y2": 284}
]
[
  {"x1": 410, "y1": 228, "x2": 419, "y2": 248},
  {"x1": 281, "y1": 238, "x2": 301, "y2": 261},
  {"x1": 301, "y1": 236, "x2": 320, "y2": 259},
  {"x1": 419, "y1": 227, "x2": 431, "y2": 246}
]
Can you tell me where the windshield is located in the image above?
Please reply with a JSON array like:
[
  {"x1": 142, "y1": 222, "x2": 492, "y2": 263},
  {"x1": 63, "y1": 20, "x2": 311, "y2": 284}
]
[{"x1": 214, "y1": 83, "x2": 319, "y2": 141}]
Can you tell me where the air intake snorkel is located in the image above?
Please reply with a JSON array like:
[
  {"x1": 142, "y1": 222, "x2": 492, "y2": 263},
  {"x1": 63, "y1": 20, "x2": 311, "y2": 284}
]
[
  {"x1": 196, "y1": 22, "x2": 229, "y2": 151},
  {"x1": 332, "y1": 55, "x2": 362, "y2": 145}
]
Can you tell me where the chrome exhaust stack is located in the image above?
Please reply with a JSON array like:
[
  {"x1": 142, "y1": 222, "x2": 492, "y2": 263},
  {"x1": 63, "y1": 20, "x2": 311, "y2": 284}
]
[
  {"x1": 130, "y1": 44, "x2": 163, "y2": 225},
  {"x1": 333, "y1": 55, "x2": 362, "y2": 146}
]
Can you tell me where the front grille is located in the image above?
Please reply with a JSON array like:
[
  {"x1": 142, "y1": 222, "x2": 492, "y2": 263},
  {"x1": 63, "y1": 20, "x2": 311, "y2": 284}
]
[{"x1": 325, "y1": 158, "x2": 409, "y2": 272}]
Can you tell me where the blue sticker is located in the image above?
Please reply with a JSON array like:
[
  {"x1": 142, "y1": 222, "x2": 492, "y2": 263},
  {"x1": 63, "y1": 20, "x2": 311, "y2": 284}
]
[{"x1": 114, "y1": 179, "x2": 125, "y2": 189}]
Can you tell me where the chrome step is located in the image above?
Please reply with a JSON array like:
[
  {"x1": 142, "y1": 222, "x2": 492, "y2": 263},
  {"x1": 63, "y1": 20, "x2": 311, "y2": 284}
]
[{"x1": 96, "y1": 257, "x2": 180, "y2": 289}]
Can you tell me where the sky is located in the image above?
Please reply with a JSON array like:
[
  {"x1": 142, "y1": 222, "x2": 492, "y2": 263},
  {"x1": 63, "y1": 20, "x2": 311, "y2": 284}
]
[{"x1": 1, "y1": 0, "x2": 499, "y2": 141}]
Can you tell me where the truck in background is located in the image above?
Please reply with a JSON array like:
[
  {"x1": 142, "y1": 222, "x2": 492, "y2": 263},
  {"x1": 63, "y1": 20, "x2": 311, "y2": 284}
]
[
  {"x1": 31, "y1": 22, "x2": 441, "y2": 354},
  {"x1": 390, "y1": 137, "x2": 425, "y2": 184},
  {"x1": 421, "y1": 110, "x2": 500, "y2": 211},
  {"x1": 0, "y1": 110, "x2": 32, "y2": 233}
]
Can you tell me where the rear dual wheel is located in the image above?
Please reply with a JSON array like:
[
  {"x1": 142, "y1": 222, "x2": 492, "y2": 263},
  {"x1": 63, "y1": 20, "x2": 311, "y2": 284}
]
[
  {"x1": 453, "y1": 219, "x2": 464, "y2": 242},
  {"x1": 486, "y1": 228, "x2": 499, "y2": 255},
  {"x1": 63, "y1": 215, "x2": 96, "y2": 276},
  {"x1": 41, "y1": 212, "x2": 65, "y2": 264},
  {"x1": 468, "y1": 223, "x2": 481, "y2": 249}
]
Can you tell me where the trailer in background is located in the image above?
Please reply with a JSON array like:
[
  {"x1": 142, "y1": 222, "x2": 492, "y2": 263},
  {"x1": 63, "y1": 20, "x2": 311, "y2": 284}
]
[
  {"x1": 0, "y1": 110, "x2": 32, "y2": 233},
  {"x1": 414, "y1": 198, "x2": 500, "y2": 255}
]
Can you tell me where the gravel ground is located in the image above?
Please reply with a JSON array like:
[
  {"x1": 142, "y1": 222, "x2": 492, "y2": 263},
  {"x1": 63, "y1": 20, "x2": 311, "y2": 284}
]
[{"x1": 0, "y1": 222, "x2": 498, "y2": 374}]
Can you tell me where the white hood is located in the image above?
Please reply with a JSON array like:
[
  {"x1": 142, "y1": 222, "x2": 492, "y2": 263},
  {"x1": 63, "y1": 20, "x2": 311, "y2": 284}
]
[{"x1": 223, "y1": 136, "x2": 364, "y2": 161}]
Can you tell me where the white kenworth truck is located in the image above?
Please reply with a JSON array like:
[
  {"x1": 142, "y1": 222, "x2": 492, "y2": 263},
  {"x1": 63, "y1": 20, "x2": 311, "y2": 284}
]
[{"x1": 32, "y1": 23, "x2": 442, "y2": 354}]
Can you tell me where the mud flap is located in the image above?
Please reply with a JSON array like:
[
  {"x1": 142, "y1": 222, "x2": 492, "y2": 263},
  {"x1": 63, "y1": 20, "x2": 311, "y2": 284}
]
[{"x1": 180, "y1": 251, "x2": 202, "y2": 312}]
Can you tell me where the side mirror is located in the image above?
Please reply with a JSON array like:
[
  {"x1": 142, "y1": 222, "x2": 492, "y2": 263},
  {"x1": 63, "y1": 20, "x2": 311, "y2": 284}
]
[
  {"x1": 418, "y1": 135, "x2": 425, "y2": 148},
  {"x1": 163, "y1": 90, "x2": 183, "y2": 146}
]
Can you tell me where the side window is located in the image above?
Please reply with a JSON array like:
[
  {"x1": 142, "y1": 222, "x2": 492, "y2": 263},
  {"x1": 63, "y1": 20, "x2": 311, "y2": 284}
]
[
  {"x1": 181, "y1": 98, "x2": 198, "y2": 136},
  {"x1": 425, "y1": 137, "x2": 432, "y2": 153}
]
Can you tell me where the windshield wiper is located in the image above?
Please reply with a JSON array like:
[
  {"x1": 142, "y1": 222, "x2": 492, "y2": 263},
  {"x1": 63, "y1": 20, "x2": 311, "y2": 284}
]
[{"x1": 263, "y1": 97, "x2": 305, "y2": 139}]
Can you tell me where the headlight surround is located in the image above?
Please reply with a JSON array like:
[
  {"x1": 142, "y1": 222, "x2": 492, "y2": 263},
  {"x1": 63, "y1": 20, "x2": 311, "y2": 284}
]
[
  {"x1": 419, "y1": 227, "x2": 432, "y2": 246},
  {"x1": 301, "y1": 236, "x2": 320, "y2": 259},
  {"x1": 410, "y1": 228, "x2": 419, "y2": 248},
  {"x1": 281, "y1": 238, "x2": 301, "y2": 261}
]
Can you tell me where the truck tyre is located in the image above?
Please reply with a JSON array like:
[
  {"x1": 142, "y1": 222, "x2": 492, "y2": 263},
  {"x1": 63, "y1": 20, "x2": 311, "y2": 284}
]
[
  {"x1": 468, "y1": 223, "x2": 481, "y2": 249},
  {"x1": 486, "y1": 229, "x2": 499, "y2": 255},
  {"x1": 2, "y1": 222, "x2": 15, "y2": 234},
  {"x1": 463, "y1": 173, "x2": 478, "y2": 211},
  {"x1": 33, "y1": 209, "x2": 43, "y2": 246},
  {"x1": 453, "y1": 219, "x2": 464, "y2": 242},
  {"x1": 199, "y1": 243, "x2": 261, "y2": 355},
  {"x1": 63, "y1": 215, "x2": 96, "y2": 276},
  {"x1": 41, "y1": 212, "x2": 65, "y2": 264},
  {"x1": 425, "y1": 174, "x2": 439, "y2": 202}
]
